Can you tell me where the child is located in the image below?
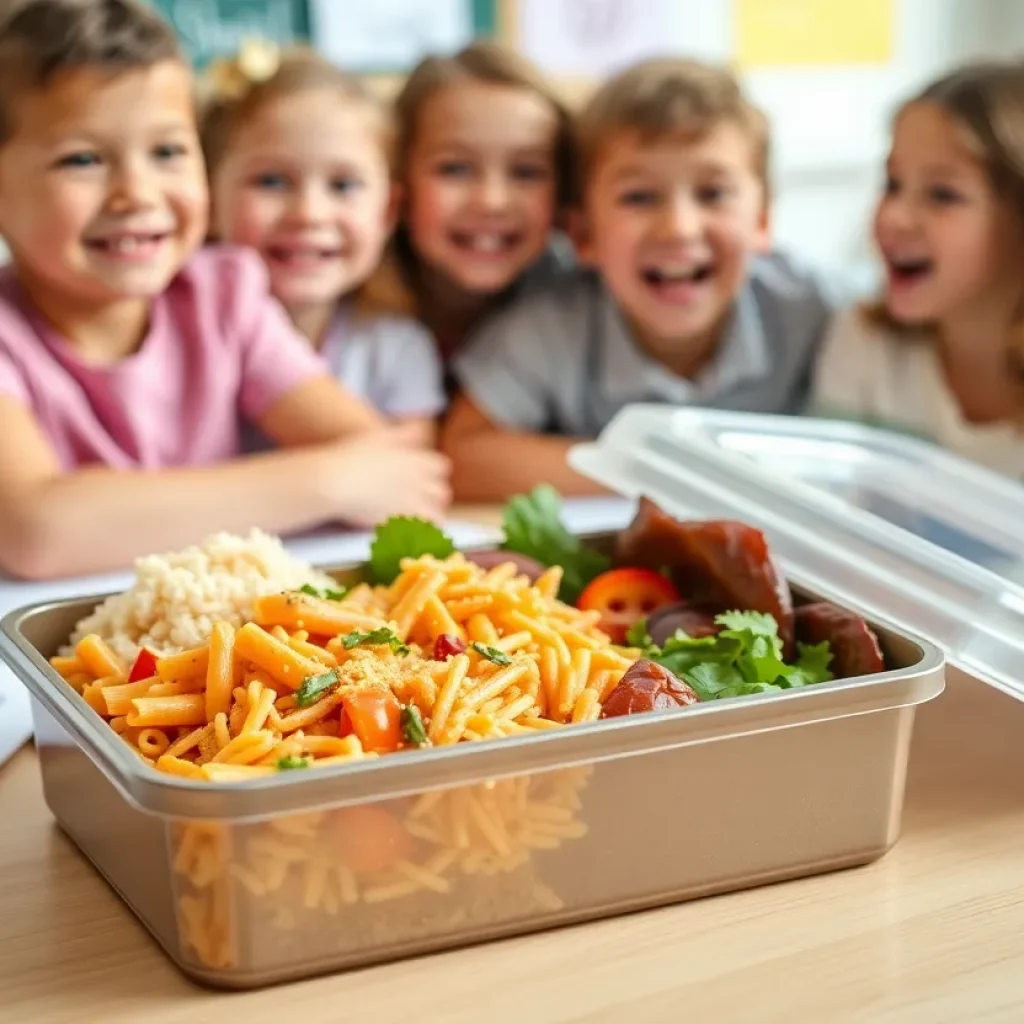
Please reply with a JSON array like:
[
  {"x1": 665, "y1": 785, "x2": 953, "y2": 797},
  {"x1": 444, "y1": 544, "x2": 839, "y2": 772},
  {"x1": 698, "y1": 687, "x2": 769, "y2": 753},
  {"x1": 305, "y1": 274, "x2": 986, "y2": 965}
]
[
  {"x1": 0, "y1": 0, "x2": 450, "y2": 580},
  {"x1": 443, "y1": 58, "x2": 832, "y2": 500},
  {"x1": 812, "y1": 62, "x2": 1024, "y2": 478},
  {"x1": 202, "y1": 43, "x2": 444, "y2": 442},
  {"x1": 391, "y1": 41, "x2": 576, "y2": 364}
]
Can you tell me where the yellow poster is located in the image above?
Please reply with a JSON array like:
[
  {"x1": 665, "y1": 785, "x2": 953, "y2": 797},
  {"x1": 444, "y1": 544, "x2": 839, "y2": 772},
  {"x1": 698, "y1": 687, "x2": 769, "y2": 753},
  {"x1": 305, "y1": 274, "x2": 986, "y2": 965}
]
[{"x1": 734, "y1": 0, "x2": 894, "y2": 68}]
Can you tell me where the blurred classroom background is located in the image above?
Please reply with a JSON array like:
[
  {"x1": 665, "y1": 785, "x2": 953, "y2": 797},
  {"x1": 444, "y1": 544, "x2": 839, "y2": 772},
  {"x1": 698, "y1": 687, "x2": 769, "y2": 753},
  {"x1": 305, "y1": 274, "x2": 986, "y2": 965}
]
[{"x1": 7, "y1": 0, "x2": 1024, "y2": 290}]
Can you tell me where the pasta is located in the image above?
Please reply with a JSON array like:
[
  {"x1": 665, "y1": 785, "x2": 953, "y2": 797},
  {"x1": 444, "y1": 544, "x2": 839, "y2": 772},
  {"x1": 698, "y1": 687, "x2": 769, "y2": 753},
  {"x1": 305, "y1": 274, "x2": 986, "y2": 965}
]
[
  {"x1": 169, "y1": 765, "x2": 594, "y2": 970},
  {"x1": 54, "y1": 553, "x2": 634, "y2": 781},
  {"x1": 52, "y1": 553, "x2": 630, "y2": 970}
]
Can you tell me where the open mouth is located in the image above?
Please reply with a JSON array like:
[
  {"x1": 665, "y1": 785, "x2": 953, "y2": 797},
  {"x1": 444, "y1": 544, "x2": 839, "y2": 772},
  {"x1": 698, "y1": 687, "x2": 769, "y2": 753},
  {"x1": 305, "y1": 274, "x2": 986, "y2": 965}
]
[
  {"x1": 266, "y1": 245, "x2": 344, "y2": 268},
  {"x1": 85, "y1": 233, "x2": 169, "y2": 258},
  {"x1": 887, "y1": 257, "x2": 934, "y2": 284},
  {"x1": 641, "y1": 263, "x2": 714, "y2": 287},
  {"x1": 449, "y1": 231, "x2": 521, "y2": 256}
]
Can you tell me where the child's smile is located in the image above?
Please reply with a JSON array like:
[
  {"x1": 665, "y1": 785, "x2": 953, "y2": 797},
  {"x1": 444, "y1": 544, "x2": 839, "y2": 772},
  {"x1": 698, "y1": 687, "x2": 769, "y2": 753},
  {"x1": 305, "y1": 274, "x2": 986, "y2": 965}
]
[
  {"x1": 0, "y1": 60, "x2": 207, "y2": 320},
  {"x1": 405, "y1": 81, "x2": 558, "y2": 296},
  {"x1": 212, "y1": 89, "x2": 393, "y2": 321},
  {"x1": 875, "y1": 101, "x2": 1024, "y2": 327},
  {"x1": 579, "y1": 124, "x2": 767, "y2": 362},
  {"x1": 639, "y1": 257, "x2": 717, "y2": 304}
]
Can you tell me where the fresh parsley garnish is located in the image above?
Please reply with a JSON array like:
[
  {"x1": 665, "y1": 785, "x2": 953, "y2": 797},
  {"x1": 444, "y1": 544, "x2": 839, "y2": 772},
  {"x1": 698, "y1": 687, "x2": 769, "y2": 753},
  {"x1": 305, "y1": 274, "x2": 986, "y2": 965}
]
[
  {"x1": 299, "y1": 583, "x2": 347, "y2": 601},
  {"x1": 625, "y1": 618, "x2": 653, "y2": 648},
  {"x1": 470, "y1": 642, "x2": 512, "y2": 666},
  {"x1": 637, "y1": 611, "x2": 834, "y2": 702},
  {"x1": 369, "y1": 517, "x2": 455, "y2": 584},
  {"x1": 294, "y1": 669, "x2": 340, "y2": 708},
  {"x1": 341, "y1": 627, "x2": 410, "y2": 656},
  {"x1": 401, "y1": 704, "x2": 429, "y2": 747},
  {"x1": 500, "y1": 485, "x2": 610, "y2": 604},
  {"x1": 276, "y1": 755, "x2": 311, "y2": 770}
]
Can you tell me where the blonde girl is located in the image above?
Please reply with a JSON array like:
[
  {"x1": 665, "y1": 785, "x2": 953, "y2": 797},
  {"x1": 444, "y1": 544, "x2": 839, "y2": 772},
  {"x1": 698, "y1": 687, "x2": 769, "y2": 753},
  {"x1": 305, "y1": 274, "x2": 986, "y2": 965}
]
[
  {"x1": 813, "y1": 62, "x2": 1024, "y2": 477},
  {"x1": 390, "y1": 42, "x2": 576, "y2": 365},
  {"x1": 203, "y1": 44, "x2": 444, "y2": 440}
]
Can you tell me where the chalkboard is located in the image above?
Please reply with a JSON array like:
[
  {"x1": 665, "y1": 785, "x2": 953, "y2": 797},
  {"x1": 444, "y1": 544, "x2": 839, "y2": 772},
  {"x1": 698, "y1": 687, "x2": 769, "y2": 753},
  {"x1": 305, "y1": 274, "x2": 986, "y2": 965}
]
[
  {"x1": 149, "y1": 0, "x2": 311, "y2": 67},
  {"x1": 150, "y1": 0, "x2": 498, "y2": 71}
]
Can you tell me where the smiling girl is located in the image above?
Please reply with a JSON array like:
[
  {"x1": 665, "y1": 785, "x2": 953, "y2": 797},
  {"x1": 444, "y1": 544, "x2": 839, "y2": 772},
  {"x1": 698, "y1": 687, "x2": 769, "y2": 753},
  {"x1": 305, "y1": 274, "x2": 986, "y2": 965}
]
[
  {"x1": 390, "y1": 42, "x2": 576, "y2": 365},
  {"x1": 203, "y1": 45, "x2": 444, "y2": 440},
  {"x1": 813, "y1": 62, "x2": 1024, "y2": 477}
]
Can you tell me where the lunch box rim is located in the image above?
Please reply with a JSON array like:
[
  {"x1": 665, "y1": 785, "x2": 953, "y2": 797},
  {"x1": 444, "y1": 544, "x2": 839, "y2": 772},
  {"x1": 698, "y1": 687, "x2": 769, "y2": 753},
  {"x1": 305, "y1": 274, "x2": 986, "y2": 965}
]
[{"x1": 0, "y1": 532, "x2": 946, "y2": 822}]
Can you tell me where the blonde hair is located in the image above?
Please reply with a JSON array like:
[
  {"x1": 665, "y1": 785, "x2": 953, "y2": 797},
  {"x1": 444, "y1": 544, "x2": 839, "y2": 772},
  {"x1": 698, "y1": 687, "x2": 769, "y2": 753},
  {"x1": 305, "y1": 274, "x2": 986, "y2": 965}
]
[
  {"x1": 200, "y1": 42, "x2": 387, "y2": 176},
  {"x1": 865, "y1": 60, "x2": 1024, "y2": 375},
  {"x1": 199, "y1": 42, "x2": 408, "y2": 319},
  {"x1": 0, "y1": 0, "x2": 181, "y2": 144},
  {"x1": 576, "y1": 57, "x2": 770, "y2": 193}
]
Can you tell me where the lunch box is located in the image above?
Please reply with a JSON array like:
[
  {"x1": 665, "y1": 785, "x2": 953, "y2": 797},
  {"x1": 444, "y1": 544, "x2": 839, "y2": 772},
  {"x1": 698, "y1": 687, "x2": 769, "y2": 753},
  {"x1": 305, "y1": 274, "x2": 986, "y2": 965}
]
[{"x1": 4, "y1": 405, "x2": 1022, "y2": 990}]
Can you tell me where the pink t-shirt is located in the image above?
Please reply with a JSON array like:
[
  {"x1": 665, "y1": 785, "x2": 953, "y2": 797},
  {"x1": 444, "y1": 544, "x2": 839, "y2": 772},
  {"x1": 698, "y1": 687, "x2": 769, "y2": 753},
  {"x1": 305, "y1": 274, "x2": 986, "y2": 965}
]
[{"x1": 0, "y1": 246, "x2": 329, "y2": 470}]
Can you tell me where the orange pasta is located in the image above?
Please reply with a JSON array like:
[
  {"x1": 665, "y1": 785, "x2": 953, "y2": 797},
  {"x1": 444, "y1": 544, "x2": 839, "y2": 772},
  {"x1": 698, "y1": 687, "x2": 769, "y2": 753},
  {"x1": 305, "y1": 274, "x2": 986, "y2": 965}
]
[
  {"x1": 252, "y1": 593, "x2": 386, "y2": 637},
  {"x1": 205, "y1": 622, "x2": 235, "y2": 723},
  {"x1": 76, "y1": 635, "x2": 127, "y2": 680},
  {"x1": 128, "y1": 694, "x2": 207, "y2": 728},
  {"x1": 233, "y1": 623, "x2": 325, "y2": 692},
  {"x1": 56, "y1": 552, "x2": 629, "y2": 783}
]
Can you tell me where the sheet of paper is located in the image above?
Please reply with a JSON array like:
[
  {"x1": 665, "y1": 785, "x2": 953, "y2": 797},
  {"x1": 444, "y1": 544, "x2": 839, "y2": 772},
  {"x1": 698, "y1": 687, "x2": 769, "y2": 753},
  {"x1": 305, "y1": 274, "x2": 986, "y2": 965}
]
[
  {"x1": 310, "y1": 0, "x2": 475, "y2": 72},
  {"x1": 516, "y1": 0, "x2": 729, "y2": 76},
  {"x1": 734, "y1": 0, "x2": 894, "y2": 68}
]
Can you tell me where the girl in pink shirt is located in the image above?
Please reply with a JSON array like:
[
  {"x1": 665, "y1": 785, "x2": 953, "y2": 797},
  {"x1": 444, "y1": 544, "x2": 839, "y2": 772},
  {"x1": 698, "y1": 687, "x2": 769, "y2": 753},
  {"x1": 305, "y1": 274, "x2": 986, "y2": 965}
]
[{"x1": 0, "y1": 0, "x2": 450, "y2": 580}]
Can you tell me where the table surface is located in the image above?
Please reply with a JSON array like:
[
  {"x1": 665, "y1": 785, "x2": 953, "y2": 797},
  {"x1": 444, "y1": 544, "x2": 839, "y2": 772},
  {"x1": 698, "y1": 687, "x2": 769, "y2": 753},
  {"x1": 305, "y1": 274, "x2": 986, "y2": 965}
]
[{"x1": 2, "y1": 509, "x2": 1023, "y2": 1021}]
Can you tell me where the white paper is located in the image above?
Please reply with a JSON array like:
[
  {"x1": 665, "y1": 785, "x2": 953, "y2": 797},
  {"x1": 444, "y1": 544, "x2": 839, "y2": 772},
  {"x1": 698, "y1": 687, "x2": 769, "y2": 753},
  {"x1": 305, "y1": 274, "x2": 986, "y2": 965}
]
[
  {"x1": 310, "y1": 0, "x2": 475, "y2": 72},
  {"x1": 517, "y1": 0, "x2": 729, "y2": 77}
]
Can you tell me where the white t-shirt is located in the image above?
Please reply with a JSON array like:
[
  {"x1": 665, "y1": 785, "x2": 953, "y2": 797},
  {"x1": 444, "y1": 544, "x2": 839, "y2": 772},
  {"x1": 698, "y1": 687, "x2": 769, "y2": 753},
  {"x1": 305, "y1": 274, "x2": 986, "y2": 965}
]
[
  {"x1": 322, "y1": 305, "x2": 444, "y2": 419},
  {"x1": 812, "y1": 308, "x2": 1024, "y2": 479}
]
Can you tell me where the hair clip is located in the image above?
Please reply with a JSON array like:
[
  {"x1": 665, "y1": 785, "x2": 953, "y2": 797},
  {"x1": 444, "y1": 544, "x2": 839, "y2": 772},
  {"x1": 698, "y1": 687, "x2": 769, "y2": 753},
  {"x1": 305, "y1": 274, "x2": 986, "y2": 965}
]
[{"x1": 200, "y1": 36, "x2": 280, "y2": 105}]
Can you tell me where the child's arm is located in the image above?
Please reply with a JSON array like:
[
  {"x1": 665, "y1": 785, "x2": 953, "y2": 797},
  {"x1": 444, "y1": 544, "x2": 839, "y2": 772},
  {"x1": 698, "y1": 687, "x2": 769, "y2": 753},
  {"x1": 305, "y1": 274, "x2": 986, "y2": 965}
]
[
  {"x1": 0, "y1": 398, "x2": 449, "y2": 580},
  {"x1": 257, "y1": 374, "x2": 383, "y2": 446},
  {"x1": 442, "y1": 393, "x2": 605, "y2": 502},
  {"x1": 392, "y1": 416, "x2": 438, "y2": 448}
]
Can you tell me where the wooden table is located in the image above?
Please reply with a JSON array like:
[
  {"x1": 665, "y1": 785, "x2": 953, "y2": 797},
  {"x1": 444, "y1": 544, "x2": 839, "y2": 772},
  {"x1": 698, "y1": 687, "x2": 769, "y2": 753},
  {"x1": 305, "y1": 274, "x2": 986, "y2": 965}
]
[{"x1": 1, "y1": 665, "x2": 1022, "y2": 1022}]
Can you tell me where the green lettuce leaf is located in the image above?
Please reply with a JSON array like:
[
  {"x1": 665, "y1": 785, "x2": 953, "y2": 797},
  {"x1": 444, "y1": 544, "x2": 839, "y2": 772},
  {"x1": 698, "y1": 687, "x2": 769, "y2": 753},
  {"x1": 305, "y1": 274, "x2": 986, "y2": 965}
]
[
  {"x1": 369, "y1": 517, "x2": 455, "y2": 584},
  {"x1": 500, "y1": 485, "x2": 610, "y2": 604}
]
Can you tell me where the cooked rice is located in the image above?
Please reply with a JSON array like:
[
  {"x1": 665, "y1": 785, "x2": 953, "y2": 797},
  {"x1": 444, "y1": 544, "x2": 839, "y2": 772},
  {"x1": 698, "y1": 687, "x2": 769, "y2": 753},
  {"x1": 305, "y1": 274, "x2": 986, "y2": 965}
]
[{"x1": 64, "y1": 530, "x2": 336, "y2": 662}]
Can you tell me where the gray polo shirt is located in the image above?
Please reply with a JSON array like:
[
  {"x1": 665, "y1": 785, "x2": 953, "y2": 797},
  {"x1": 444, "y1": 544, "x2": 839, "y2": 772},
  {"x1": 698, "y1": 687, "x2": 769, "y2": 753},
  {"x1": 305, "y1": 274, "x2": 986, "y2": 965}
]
[{"x1": 453, "y1": 252, "x2": 833, "y2": 437}]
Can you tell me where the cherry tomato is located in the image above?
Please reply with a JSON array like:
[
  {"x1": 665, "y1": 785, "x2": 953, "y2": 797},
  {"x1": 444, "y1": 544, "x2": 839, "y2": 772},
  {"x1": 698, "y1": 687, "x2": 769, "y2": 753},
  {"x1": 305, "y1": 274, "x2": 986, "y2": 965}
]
[
  {"x1": 127, "y1": 647, "x2": 159, "y2": 683},
  {"x1": 433, "y1": 633, "x2": 467, "y2": 660},
  {"x1": 340, "y1": 688, "x2": 402, "y2": 754},
  {"x1": 577, "y1": 568, "x2": 681, "y2": 644},
  {"x1": 335, "y1": 805, "x2": 413, "y2": 874},
  {"x1": 337, "y1": 706, "x2": 354, "y2": 738}
]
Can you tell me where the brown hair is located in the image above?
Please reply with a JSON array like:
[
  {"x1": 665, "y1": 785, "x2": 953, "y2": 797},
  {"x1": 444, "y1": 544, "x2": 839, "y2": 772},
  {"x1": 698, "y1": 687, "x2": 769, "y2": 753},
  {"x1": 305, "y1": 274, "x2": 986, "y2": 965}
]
[
  {"x1": 394, "y1": 40, "x2": 576, "y2": 207},
  {"x1": 0, "y1": 0, "x2": 181, "y2": 144},
  {"x1": 575, "y1": 57, "x2": 770, "y2": 193},
  {"x1": 865, "y1": 60, "x2": 1024, "y2": 366},
  {"x1": 200, "y1": 44, "x2": 387, "y2": 177}
]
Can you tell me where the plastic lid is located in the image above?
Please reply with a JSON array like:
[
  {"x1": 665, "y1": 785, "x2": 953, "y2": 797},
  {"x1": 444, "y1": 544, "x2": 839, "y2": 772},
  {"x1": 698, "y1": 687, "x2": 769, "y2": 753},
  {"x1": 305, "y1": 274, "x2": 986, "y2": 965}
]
[{"x1": 569, "y1": 405, "x2": 1024, "y2": 702}]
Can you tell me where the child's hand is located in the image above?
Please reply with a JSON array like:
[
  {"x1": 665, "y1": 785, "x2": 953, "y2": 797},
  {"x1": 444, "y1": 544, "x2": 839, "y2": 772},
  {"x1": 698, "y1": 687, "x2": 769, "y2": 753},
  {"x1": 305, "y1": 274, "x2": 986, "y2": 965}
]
[{"x1": 317, "y1": 424, "x2": 452, "y2": 526}]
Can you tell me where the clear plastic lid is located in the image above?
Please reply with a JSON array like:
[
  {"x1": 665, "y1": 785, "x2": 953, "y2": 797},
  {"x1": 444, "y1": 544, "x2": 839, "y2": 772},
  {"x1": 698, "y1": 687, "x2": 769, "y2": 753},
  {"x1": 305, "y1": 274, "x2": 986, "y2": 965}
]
[{"x1": 569, "y1": 405, "x2": 1024, "y2": 702}]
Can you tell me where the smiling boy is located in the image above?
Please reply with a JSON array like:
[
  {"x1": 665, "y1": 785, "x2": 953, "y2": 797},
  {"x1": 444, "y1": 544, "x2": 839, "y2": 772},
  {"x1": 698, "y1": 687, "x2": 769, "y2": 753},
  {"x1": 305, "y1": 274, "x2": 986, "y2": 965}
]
[{"x1": 443, "y1": 59, "x2": 833, "y2": 500}]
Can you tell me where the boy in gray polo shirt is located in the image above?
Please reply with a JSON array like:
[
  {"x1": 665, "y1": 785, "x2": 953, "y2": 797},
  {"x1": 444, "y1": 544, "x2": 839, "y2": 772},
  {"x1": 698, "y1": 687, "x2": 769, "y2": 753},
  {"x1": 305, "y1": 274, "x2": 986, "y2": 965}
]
[{"x1": 443, "y1": 58, "x2": 833, "y2": 500}]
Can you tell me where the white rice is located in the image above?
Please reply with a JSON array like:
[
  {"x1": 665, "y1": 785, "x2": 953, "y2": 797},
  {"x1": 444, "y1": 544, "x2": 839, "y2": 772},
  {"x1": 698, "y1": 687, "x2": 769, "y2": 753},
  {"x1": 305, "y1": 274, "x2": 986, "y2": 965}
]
[{"x1": 64, "y1": 529, "x2": 336, "y2": 662}]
